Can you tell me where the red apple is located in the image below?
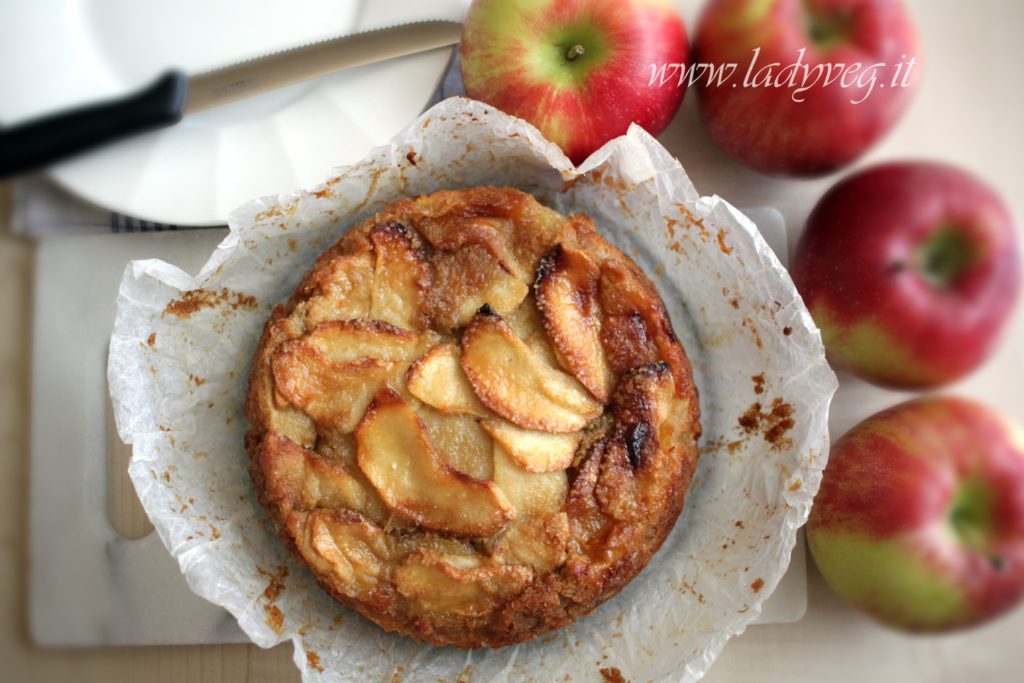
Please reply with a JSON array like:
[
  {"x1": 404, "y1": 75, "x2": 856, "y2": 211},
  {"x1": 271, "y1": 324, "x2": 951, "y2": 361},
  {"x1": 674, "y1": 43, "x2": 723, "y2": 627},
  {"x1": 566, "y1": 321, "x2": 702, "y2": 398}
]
[
  {"x1": 460, "y1": 0, "x2": 688, "y2": 165},
  {"x1": 694, "y1": 0, "x2": 920, "y2": 176},
  {"x1": 792, "y1": 162, "x2": 1020, "y2": 389},
  {"x1": 807, "y1": 397, "x2": 1024, "y2": 631}
]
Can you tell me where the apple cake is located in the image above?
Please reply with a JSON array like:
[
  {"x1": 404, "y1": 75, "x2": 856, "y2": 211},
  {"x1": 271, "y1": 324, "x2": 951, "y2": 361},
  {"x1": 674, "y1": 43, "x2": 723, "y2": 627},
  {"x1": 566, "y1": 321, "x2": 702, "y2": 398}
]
[{"x1": 244, "y1": 186, "x2": 701, "y2": 648}]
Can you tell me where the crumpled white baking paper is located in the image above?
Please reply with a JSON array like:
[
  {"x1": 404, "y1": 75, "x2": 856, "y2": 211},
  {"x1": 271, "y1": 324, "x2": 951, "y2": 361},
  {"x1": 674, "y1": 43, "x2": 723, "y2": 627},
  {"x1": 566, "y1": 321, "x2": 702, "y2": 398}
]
[{"x1": 108, "y1": 97, "x2": 837, "y2": 683}]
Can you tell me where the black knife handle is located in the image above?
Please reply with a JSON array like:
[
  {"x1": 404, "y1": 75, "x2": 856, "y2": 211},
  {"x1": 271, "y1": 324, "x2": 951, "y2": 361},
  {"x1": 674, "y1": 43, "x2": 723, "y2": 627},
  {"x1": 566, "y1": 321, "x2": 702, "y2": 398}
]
[{"x1": 0, "y1": 70, "x2": 188, "y2": 178}]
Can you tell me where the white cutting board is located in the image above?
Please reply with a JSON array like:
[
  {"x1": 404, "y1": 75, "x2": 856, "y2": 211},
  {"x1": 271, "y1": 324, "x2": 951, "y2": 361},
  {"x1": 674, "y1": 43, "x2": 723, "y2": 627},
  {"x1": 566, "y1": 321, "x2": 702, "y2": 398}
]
[{"x1": 29, "y1": 207, "x2": 804, "y2": 647}]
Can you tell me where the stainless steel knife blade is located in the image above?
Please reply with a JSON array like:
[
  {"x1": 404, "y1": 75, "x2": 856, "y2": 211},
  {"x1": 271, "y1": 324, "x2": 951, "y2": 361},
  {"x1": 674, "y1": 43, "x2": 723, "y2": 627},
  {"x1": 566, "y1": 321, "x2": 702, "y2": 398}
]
[{"x1": 185, "y1": 20, "x2": 462, "y2": 113}]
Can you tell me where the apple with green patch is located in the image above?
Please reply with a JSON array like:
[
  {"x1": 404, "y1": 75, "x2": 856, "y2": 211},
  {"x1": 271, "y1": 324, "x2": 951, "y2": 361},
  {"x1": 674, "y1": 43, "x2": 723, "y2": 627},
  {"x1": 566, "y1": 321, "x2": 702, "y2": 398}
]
[
  {"x1": 808, "y1": 397, "x2": 1024, "y2": 631},
  {"x1": 793, "y1": 161, "x2": 1020, "y2": 389},
  {"x1": 460, "y1": 0, "x2": 688, "y2": 164},
  {"x1": 694, "y1": 0, "x2": 920, "y2": 176}
]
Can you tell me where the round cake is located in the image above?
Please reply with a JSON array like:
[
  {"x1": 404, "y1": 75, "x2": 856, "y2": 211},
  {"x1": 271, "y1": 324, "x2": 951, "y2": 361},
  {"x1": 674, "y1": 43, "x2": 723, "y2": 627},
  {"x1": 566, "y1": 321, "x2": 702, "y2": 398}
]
[{"x1": 245, "y1": 186, "x2": 701, "y2": 648}]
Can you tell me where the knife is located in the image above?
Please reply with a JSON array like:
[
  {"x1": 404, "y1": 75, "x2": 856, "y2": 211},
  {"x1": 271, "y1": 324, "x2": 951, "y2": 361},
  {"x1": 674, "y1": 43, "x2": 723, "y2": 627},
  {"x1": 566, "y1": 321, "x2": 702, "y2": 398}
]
[{"x1": 0, "y1": 20, "x2": 462, "y2": 178}]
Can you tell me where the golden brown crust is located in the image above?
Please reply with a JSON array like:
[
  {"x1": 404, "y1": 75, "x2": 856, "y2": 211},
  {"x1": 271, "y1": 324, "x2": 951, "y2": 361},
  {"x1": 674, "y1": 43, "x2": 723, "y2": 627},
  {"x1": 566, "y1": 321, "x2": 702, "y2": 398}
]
[{"x1": 245, "y1": 187, "x2": 700, "y2": 648}]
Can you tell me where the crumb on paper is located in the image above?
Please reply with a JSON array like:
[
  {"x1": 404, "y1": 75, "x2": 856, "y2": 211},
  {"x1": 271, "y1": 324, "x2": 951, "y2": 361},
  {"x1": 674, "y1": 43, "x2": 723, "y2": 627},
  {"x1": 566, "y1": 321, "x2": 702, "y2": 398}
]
[
  {"x1": 751, "y1": 578, "x2": 765, "y2": 593},
  {"x1": 664, "y1": 216, "x2": 681, "y2": 238},
  {"x1": 258, "y1": 565, "x2": 288, "y2": 602},
  {"x1": 599, "y1": 667, "x2": 628, "y2": 683},
  {"x1": 163, "y1": 287, "x2": 257, "y2": 319},
  {"x1": 678, "y1": 580, "x2": 706, "y2": 604},
  {"x1": 751, "y1": 374, "x2": 765, "y2": 395},
  {"x1": 258, "y1": 565, "x2": 289, "y2": 634},
  {"x1": 738, "y1": 398, "x2": 796, "y2": 450},
  {"x1": 146, "y1": 332, "x2": 157, "y2": 348},
  {"x1": 699, "y1": 436, "x2": 746, "y2": 455},
  {"x1": 717, "y1": 228, "x2": 733, "y2": 255},
  {"x1": 306, "y1": 651, "x2": 324, "y2": 673},
  {"x1": 742, "y1": 316, "x2": 764, "y2": 348},
  {"x1": 265, "y1": 604, "x2": 285, "y2": 634}
]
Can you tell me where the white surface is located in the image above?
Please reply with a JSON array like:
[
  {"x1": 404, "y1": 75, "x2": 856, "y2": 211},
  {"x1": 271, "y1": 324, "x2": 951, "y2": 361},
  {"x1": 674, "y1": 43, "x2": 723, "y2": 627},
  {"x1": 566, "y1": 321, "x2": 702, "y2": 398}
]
[
  {"x1": 29, "y1": 206, "x2": 801, "y2": 647},
  {"x1": 0, "y1": 0, "x2": 465, "y2": 225},
  {"x1": 29, "y1": 228, "x2": 246, "y2": 646}
]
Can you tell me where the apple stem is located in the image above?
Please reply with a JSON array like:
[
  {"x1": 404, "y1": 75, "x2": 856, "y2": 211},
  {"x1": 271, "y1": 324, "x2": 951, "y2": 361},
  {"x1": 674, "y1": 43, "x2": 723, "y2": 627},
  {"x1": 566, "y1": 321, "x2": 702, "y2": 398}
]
[{"x1": 566, "y1": 44, "x2": 586, "y2": 61}]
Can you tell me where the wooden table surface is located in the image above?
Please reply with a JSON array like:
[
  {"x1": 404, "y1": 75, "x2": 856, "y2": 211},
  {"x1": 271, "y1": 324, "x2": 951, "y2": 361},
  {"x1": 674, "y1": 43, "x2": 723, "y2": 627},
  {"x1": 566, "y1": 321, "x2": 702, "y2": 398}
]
[{"x1": 2, "y1": 1, "x2": 1023, "y2": 680}]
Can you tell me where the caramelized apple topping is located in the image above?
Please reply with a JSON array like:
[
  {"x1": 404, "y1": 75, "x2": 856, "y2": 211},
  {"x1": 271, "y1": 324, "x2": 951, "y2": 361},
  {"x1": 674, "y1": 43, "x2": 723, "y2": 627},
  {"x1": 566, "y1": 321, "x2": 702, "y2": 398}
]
[
  {"x1": 494, "y1": 512, "x2": 570, "y2": 573},
  {"x1": 368, "y1": 221, "x2": 432, "y2": 330},
  {"x1": 303, "y1": 509, "x2": 391, "y2": 598},
  {"x1": 406, "y1": 342, "x2": 490, "y2": 417},
  {"x1": 356, "y1": 389, "x2": 514, "y2": 537},
  {"x1": 297, "y1": 318, "x2": 430, "y2": 364},
  {"x1": 461, "y1": 307, "x2": 602, "y2": 433},
  {"x1": 301, "y1": 251, "x2": 375, "y2": 328},
  {"x1": 535, "y1": 244, "x2": 614, "y2": 402},
  {"x1": 492, "y1": 442, "x2": 568, "y2": 517},
  {"x1": 245, "y1": 188, "x2": 702, "y2": 648},
  {"x1": 271, "y1": 320, "x2": 430, "y2": 433},
  {"x1": 598, "y1": 260, "x2": 690, "y2": 392},
  {"x1": 481, "y1": 419, "x2": 580, "y2": 473},
  {"x1": 418, "y1": 407, "x2": 495, "y2": 481},
  {"x1": 394, "y1": 549, "x2": 533, "y2": 617},
  {"x1": 256, "y1": 433, "x2": 387, "y2": 523},
  {"x1": 425, "y1": 243, "x2": 529, "y2": 330},
  {"x1": 248, "y1": 315, "x2": 315, "y2": 447},
  {"x1": 596, "y1": 363, "x2": 692, "y2": 523}
]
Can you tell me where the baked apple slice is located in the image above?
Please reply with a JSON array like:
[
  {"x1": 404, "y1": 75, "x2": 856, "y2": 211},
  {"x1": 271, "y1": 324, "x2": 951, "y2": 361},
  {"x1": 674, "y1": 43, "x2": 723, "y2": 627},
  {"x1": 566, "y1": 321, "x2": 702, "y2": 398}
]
[
  {"x1": 301, "y1": 319, "x2": 430, "y2": 363},
  {"x1": 406, "y1": 342, "x2": 489, "y2": 417},
  {"x1": 356, "y1": 389, "x2": 513, "y2": 537},
  {"x1": 271, "y1": 320, "x2": 430, "y2": 433},
  {"x1": 481, "y1": 419, "x2": 579, "y2": 473},
  {"x1": 369, "y1": 221, "x2": 431, "y2": 330},
  {"x1": 461, "y1": 307, "x2": 602, "y2": 433},
  {"x1": 418, "y1": 407, "x2": 494, "y2": 481},
  {"x1": 427, "y1": 216, "x2": 525, "y2": 280},
  {"x1": 256, "y1": 433, "x2": 388, "y2": 523},
  {"x1": 247, "y1": 315, "x2": 316, "y2": 448},
  {"x1": 394, "y1": 549, "x2": 533, "y2": 617},
  {"x1": 301, "y1": 251, "x2": 375, "y2": 328},
  {"x1": 598, "y1": 259, "x2": 689, "y2": 392},
  {"x1": 494, "y1": 512, "x2": 570, "y2": 572},
  {"x1": 272, "y1": 355, "x2": 395, "y2": 435},
  {"x1": 425, "y1": 244, "x2": 530, "y2": 330},
  {"x1": 300, "y1": 509, "x2": 391, "y2": 599},
  {"x1": 535, "y1": 244, "x2": 613, "y2": 402},
  {"x1": 492, "y1": 442, "x2": 568, "y2": 517}
]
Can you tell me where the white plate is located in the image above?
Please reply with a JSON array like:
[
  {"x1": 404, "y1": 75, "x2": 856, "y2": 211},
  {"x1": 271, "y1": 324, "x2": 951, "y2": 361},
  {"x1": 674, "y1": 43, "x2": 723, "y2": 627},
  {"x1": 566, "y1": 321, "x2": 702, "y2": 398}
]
[{"x1": 0, "y1": 0, "x2": 465, "y2": 225}]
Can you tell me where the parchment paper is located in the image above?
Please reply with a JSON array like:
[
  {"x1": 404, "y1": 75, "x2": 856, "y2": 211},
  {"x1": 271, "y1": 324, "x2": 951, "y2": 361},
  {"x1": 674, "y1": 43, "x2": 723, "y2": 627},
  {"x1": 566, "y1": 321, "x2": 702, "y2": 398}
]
[{"x1": 108, "y1": 97, "x2": 838, "y2": 683}]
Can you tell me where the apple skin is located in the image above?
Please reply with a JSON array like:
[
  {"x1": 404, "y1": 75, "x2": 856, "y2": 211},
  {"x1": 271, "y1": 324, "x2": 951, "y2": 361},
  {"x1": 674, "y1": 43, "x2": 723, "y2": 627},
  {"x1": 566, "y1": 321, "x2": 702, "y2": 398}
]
[
  {"x1": 460, "y1": 0, "x2": 688, "y2": 165},
  {"x1": 792, "y1": 162, "x2": 1020, "y2": 389},
  {"x1": 807, "y1": 397, "x2": 1024, "y2": 632},
  {"x1": 694, "y1": 0, "x2": 920, "y2": 176}
]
